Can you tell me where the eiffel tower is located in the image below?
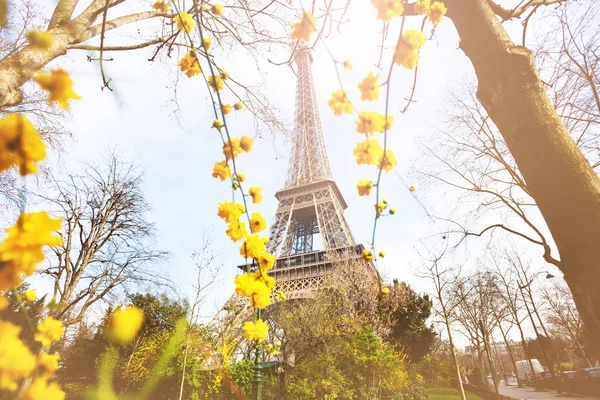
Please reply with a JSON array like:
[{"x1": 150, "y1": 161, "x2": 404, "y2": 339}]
[{"x1": 225, "y1": 47, "x2": 373, "y2": 325}]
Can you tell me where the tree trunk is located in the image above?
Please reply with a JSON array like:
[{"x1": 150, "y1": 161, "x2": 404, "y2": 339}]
[
  {"x1": 445, "y1": 0, "x2": 600, "y2": 361},
  {"x1": 442, "y1": 310, "x2": 467, "y2": 400}
]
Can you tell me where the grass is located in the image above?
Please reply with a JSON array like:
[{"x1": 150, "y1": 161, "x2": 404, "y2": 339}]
[{"x1": 427, "y1": 388, "x2": 482, "y2": 400}]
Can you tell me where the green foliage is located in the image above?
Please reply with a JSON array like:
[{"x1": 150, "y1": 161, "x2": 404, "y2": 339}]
[
  {"x1": 417, "y1": 341, "x2": 455, "y2": 388},
  {"x1": 229, "y1": 358, "x2": 254, "y2": 396},
  {"x1": 427, "y1": 388, "x2": 481, "y2": 400}
]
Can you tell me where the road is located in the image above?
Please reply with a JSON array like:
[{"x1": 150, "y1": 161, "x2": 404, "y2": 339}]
[{"x1": 497, "y1": 381, "x2": 600, "y2": 400}]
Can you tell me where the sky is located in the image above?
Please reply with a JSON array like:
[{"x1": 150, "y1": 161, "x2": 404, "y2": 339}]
[{"x1": 7, "y1": 0, "x2": 574, "y2": 347}]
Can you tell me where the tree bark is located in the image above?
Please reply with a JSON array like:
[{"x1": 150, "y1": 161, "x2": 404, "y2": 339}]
[{"x1": 445, "y1": 0, "x2": 600, "y2": 360}]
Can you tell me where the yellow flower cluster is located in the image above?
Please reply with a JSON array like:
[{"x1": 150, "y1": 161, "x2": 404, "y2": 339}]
[
  {"x1": 0, "y1": 212, "x2": 62, "y2": 291},
  {"x1": 243, "y1": 319, "x2": 269, "y2": 341},
  {"x1": 152, "y1": 0, "x2": 169, "y2": 13},
  {"x1": 291, "y1": 11, "x2": 317, "y2": 42},
  {"x1": 357, "y1": 180, "x2": 374, "y2": 196},
  {"x1": 179, "y1": 53, "x2": 202, "y2": 78},
  {"x1": 372, "y1": 0, "x2": 404, "y2": 21},
  {"x1": 395, "y1": 30, "x2": 426, "y2": 69},
  {"x1": 33, "y1": 69, "x2": 81, "y2": 109},
  {"x1": 34, "y1": 317, "x2": 65, "y2": 346},
  {"x1": 356, "y1": 111, "x2": 393, "y2": 134},
  {"x1": 328, "y1": 89, "x2": 354, "y2": 116},
  {"x1": 222, "y1": 136, "x2": 253, "y2": 160},
  {"x1": 358, "y1": 72, "x2": 381, "y2": 101},
  {"x1": 0, "y1": 113, "x2": 46, "y2": 176},
  {"x1": 0, "y1": 321, "x2": 36, "y2": 390},
  {"x1": 174, "y1": 12, "x2": 194, "y2": 33},
  {"x1": 108, "y1": 306, "x2": 145, "y2": 344},
  {"x1": 414, "y1": 0, "x2": 447, "y2": 24}
]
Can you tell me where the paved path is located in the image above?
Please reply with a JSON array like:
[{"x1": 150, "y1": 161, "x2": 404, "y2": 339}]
[{"x1": 498, "y1": 384, "x2": 600, "y2": 400}]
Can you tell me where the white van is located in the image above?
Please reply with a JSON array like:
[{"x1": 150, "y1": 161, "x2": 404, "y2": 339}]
[{"x1": 515, "y1": 359, "x2": 545, "y2": 383}]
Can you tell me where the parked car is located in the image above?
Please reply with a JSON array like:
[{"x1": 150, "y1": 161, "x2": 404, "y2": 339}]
[
  {"x1": 515, "y1": 359, "x2": 544, "y2": 384},
  {"x1": 571, "y1": 367, "x2": 600, "y2": 396},
  {"x1": 539, "y1": 370, "x2": 575, "y2": 391}
]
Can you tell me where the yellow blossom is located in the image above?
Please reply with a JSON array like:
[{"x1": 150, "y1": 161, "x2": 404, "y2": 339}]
[
  {"x1": 208, "y1": 74, "x2": 224, "y2": 92},
  {"x1": 212, "y1": 119, "x2": 224, "y2": 130},
  {"x1": 240, "y1": 234, "x2": 269, "y2": 259},
  {"x1": 0, "y1": 212, "x2": 62, "y2": 291},
  {"x1": 0, "y1": 295, "x2": 8, "y2": 310},
  {"x1": 34, "y1": 317, "x2": 64, "y2": 346},
  {"x1": 0, "y1": 321, "x2": 36, "y2": 391},
  {"x1": 234, "y1": 273, "x2": 258, "y2": 297},
  {"x1": 394, "y1": 30, "x2": 426, "y2": 69},
  {"x1": 212, "y1": 160, "x2": 231, "y2": 181},
  {"x1": 243, "y1": 319, "x2": 268, "y2": 341},
  {"x1": 409, "y1": 185, "x2": 416, "y2": 191},
  {"x1": 371, "y1": 0, "x2": 404, "y2": 21},
  {"x1": 33, "y1": 69, "x2": 81, "y2": 109},
  {"x1": 211, "y1": 4, "x2": 224, "y2": 15},
  {"x1": 26, "y1": 31, "x2": 53, "y2": 49},
  {"x1": 357, "y1": 180, "x2": 374, "y2": 196},
  {"x1": 291, "y1": 11, "x2": 316, "y2": 42},
  {"x1": 328, "y1": 89, "x2": 354, "y2": 116},
  {"x1": 254, "y1": 269, "x2": 275, "y2": 290},
  {"x1": 234, "y1": 272, "x2": 272, "y2": 309},
  {"x1": 203, "y1": 37, "x2": 212, "y2": 50},
  {"x1": 343, "y1": 60, "x2": 352, "y2": 70},
  {"x1": 382, "y1": 287, "x2": 390, "y2": 295},
  {"x1": 174, "y1": 12, "x2": 194, "y2": 32},
  {"x1": 222, "y1": 138, "x2": 243, "y2": 160},
  {"x1": 356, "y1": 111, "x2": 393, "y2": 134},
  {"x1": 239, "y1": 136, "x2": 253, "y2": 152},
  {"x1": 221, "y1": 104, "x2": 232, "y2": 115},
  {"x1": 361, "y1": 249, "x2": 374, "y2": 263},
  {"x1": 234, "y1": 101, "x2": 244, "y2": 110},
  {"x1": 248, "y1": 186, "x2": 262, "y2": 204},
  {"x1": 19, "y1": 377, "x2": 65, "y2": 400},
  {"x1": 220, "y1": 71, "x2": 230, "y2": 80},
  {"x1": 152, "y1": 0, "x2": 169, "y2": 13},
  {"x1": 277, "y1": 290, "x2": 286, "y2": 301},
  {"x1": 0, "y1": 113, "x2": 46, "y2": 175},
  {"x1": 389, "y1": 207, "x2": 397, "y2": 215},
  {"x1": 237, "y1": 173, "x2": 246, "y2": 182},
  {"x1": 378, "y1": 149, "x2": 397, "y2": 172},
  {"x1": 249, "y1": 212, "x2": 267, "y2": 233},
  {"x1": 217, "y1": 201, "x2": 245, "y2": 223},
  {"x1": 379, "y1": 251, "x2": 386, "y2": 258},
  {"x1": 353, "y1": 139, "x2": 383, "y2": 166},
  {"x1": 179, "y1": 53, "x2": 201, "y2": 78},
  {"x1": 358, "y1": 72, "x2": 381, "y2": 101},
  {"x1": 37, "y1": 353, "x2": 60, "y2": 375},
  {"x1": 226, "y1": 221, "x2": 248, "y2": 242},
  {"x1": 258, "y1": 252, "x2": 275, "y2": 271},
  {"x1": 414, "y1": 0, "x2": 430, "y2": 14},
  {"x1": 428, "y1": 1, "x2": 447, "y2": 24},
  {"x1": 108, "y1": 306, "x2": 144, "y2": 344},
  {"x1": 24, "y1": 289, "x2": 36, "y2": 302}
]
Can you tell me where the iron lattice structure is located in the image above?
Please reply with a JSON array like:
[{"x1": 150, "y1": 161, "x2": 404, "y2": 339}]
[{"x1": 222, "y1": 47, "x2": 373, "y2": 330}]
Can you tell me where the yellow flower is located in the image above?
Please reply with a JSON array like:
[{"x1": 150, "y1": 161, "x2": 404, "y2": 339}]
[
  {"x1": 395, "y1": 30, "x2": 426, "y2": 69},
  {"x1": 212, "y1": 119, "x2": 224, "y2": 130},
  {"x1": 26, "y1": 31, "x2": 53, "y2": 49},
  {"x1": 379, "y1": 149, "x2": 397, "y2": 172},
  {"x1": 0, "y1": 113, "x2": 46, "y2": 175},
  {"x1": 34, "y1": 317, "x2": 64, "y2": 346},
  {"x1": 234, "y1": 273, "x2": 258, "y2": 297},
  {"x1": 0, "y1": 321, "x2": 36, "y2": 391},
  {"x1": 221, "y1": 104, "x2": 232, "y2": 115},
  {"x1": 250, "y1": 212, "x2": 267, "y2": 233},
  {"x1": 19, "y1": 377, "x2": 65, "y2": 400},
  {"x1": 208, "y1": 74, "x2": 224, "y2": 91},
  {"x1": 357, "y1": 180, "x2": 374, "y2": 196},
  {"x1": 239, "y1": 136, "x2": 253, "y2": 152},
  {"x1": 202, "y1": 37, "x2": 212, "y2": 50},
  {"x1": 409, "y1": 185, "x2": 416, "y2": 191},
  {"x1": 37, "y1": 353, "x2": 60, "y2": 375},
  {"x1": 356, "y1": 112, "x2": 393, "y2": 134},
  {"x1": 358, "y1": 72, "x2": 381, "y2": 102},
  {"x1": 226, "y1": 221, "x2": 248, "y2": 242},
  {"x1": 428, "y1": 1, "x2": 447, "y2": 24},
  {"x1": 248, "y1": 186, "x2": 262, "y2": 204},
  {"x1": 33, "y1": 69, "x2": 81, "y2": 109},
  {"x1": 361, "y1": 249, "x2": 374, "y2": 263},
  {"x1": 222, "y1": 138, "x2": 243, "y2": 160},
  {"x1": 0, "y1": 295, "x2": 8, "y2": 310},
  {"x1": 152, "y1": 0, "x2": 169, "y2": 13},
  {"x1": 414, "y1": 0, "x2": 430, "y2": 14},
  {"x1": 254, "y1": 269, "x2": 275, "y2": 290},
  {"x1": 221, "y1": 71, "x2": 230, "y2": 80},
  {"x1": 353, "y1": 139, "x2": 383, "y2": 166},
  {"x1": 379, "y1": 251, "x2": 386, "y2": 258},
  {"x1": 217, "y1": 201, "x2": 245, "y2": 223},
  {"x1": 382, "y1": 287, "x2": 390, "y2": 295},
  {"x1": 237, "y1": 173, "x2": 246, "y2": 183},
  {"x1": 371, "y1": 0, "x2": 404, "y2": 21},
  {"x1": 240, "y1": 234, "x2": 269, "y2": 259},
  {"x1": 24, "y1": 289, "x2": 36, "y2": 302},
  {"x1": 258, "y1": 252, "x2": 275, "y2": 271},
  {"x1": 234, "y1": 101, "x2": 244, "y2": 110},
  {"x1": 328, "y1": 89, "x2": 354, "y2": 116},
  {"x1": 343, "y1": 60, "x2": 352, "y2": 70},
  {"x1": 108, "y1": 306, "x2": 144, "y2": 344},
  {"x1": 243, "y1": 319, "x2": 268, "y2": 341},
  {"x1": 389, "y1": 207, "x2": 397, "y2": 215},
  {"x1": 291, "y1": 11, "x2": 316, "y2": 42},
  {"x1": 234, "y1": 272, "x2": 272, "y2": 309},
  {"x1": 212, "y1": 160, "x2": 231, "y2": 180},
  {"x1": 0, "y1": 212, "x2": 62, "y2": 291},
  {"x1": 179, "y1": 53, "x2": 201, "y2": 78},
  {"x1": 277, "y1": 290, "x2": 286, "y2": 301},
  {"x1": 174, "y1": 12, "x2": 194, "y2": 32},
  {"x1": 211, "y1": 4, "x2": 224, "y2": 15},
  {"x1": 375, "y1": 201, "x2": 387, "y2": 217}
]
